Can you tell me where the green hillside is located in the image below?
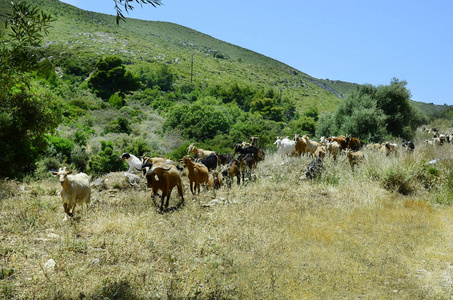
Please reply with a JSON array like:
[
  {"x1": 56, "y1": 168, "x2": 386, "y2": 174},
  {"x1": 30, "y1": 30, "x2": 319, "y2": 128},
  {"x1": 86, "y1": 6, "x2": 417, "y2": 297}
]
[{"x1": 11, "y1": 0, "x2": 344, "y2": 111}]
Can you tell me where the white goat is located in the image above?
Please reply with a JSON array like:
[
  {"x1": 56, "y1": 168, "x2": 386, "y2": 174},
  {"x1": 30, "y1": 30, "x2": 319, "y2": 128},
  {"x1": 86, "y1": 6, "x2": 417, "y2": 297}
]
[
  {"x1": 52, "y1": 167, "x2": 91, "y2": 221},
  {"x1": 121, "y1": 152, "x2": 142, "y2": 174},
  {"x1": 274, "y1": 137, "x2": 296, "y2": 165}
]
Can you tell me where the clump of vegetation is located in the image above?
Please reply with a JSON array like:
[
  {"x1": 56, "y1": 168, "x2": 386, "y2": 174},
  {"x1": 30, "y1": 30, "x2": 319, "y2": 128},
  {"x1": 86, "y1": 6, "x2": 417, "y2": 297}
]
[
  {"x1": 0, "y1": 1, "x2": 61, "y2": 179},
  {"x1": 316, "y1": 78, "x2": 427, "y2": 142},
  {"x1": 88, "y1": 55, "x2": 141, "y2": 100},
  {"x1": 88, "y1": 141, "x2": 126, "y2": 175}
]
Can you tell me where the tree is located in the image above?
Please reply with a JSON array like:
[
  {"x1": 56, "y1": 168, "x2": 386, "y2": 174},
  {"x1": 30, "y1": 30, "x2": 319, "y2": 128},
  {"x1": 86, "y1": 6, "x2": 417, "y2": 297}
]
[
  {"x1": 0, "y1": 2, "x2": 62, "y2": 179},
  {"x1": 88, "y1": 141, "x2": 126, "y2": 175},
  {"x1": 315, "y1": 79, "x2": 426, "y2": 141},
  {"x1": 316, "y1": 88, "x2": 389, "y2": 142},
  {"x1": 113, "y1": 0, "x2": 163, "y2": 24},
  {"x1": 0, "y1": 2, "x2": 53, "y2": 74},
  {"x1": 250, "y1": 98, "x2": 285, "y2": 122},
  {"x1": 163, "y1": 104, "x2": 233, "y2": 140},
  {"x1": 334, "y1": 90, "x2": 388, "y2": 142},
  {"x1": 374, "y1": 78, "x2": 424, "y2": 138},
  {"x1": 88, "y1": 56, "x2": 141, "y2": 100}
]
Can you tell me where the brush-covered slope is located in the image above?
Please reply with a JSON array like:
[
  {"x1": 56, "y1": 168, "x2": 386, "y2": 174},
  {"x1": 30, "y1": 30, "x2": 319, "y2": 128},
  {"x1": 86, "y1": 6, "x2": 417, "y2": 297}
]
[{"x1": 3, "y1": 0, "x2": 348, "y2": 112}]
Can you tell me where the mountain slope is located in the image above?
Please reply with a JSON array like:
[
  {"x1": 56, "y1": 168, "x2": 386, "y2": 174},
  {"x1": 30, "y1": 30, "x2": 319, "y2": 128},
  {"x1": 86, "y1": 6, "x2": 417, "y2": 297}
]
[{"x1": 7, "y1": 0, "x2": 348, "y2": 113}]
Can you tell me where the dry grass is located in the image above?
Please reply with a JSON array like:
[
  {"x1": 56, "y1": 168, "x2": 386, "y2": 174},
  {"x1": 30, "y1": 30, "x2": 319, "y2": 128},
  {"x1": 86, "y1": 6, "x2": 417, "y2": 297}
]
[{"x1": 1, "y1": 143, "x2": 453, "y2": 299}]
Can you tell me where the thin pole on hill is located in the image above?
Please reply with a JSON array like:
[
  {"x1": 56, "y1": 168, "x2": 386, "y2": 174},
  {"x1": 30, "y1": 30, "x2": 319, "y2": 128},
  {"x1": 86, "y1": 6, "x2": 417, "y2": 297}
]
[{"x1": 191, "y1": 54, "x2": 194, "y2": 83}]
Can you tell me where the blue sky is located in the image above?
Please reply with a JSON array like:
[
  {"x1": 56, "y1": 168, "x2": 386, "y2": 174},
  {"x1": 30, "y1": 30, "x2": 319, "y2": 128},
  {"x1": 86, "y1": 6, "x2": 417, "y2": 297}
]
[{"x1": 60, "y1": 0, "x2": 453, "y2": 105}]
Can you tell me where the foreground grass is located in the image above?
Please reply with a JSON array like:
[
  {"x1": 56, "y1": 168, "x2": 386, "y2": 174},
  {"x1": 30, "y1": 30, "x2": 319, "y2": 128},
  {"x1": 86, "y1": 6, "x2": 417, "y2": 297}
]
[{"x1": 1, "y1": 144, "x2": 453, "y2": 299}]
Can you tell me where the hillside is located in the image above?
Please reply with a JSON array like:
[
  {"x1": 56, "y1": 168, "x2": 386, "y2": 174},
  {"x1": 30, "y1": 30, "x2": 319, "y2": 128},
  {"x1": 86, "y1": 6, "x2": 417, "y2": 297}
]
[
  {"x1": 2, "y1": 0, "x2": 345, "y2": 112},
  {"x1": 1, "y1": 0, "x2": 449, "y2": 116}
]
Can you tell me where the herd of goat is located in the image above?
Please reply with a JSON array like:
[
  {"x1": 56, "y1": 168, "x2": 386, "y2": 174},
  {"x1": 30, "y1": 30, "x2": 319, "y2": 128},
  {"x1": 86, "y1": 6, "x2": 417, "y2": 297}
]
[{"x1": 53, "y1": 129, "x2": 448, "y2": 217}]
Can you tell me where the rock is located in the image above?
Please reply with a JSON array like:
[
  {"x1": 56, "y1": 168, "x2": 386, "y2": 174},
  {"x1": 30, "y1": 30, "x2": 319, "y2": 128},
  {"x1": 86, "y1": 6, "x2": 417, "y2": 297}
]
[
  {"x1": 90, "y1": 258, "x2": 100, "y2": 266},
  {"x1": 123, "y1": 172, "x2": 142, "y2": 186},
  {"x1": 92, "y1": 177, "x2": 106, "y2": 190},
  {"x1": 44, "y1": 259, "x2": 56, "y2": 271},
  {"x1": 47, "y1": 233, "x2": 61, "y2": 239}
]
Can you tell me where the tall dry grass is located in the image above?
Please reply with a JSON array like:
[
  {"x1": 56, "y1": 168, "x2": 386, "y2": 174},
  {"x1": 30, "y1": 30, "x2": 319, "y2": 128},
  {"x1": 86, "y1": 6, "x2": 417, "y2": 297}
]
[{"x1": 1, "y1": 141, "x2": 453, "y2": 299}]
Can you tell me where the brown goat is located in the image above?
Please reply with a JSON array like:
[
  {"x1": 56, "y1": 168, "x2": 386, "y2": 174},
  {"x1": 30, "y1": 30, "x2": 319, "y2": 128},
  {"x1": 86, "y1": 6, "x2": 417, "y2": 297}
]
[
  {"x1": 328, "y1": 136, "x2": 348, "y2": 150},
  {"x1": 326, "y1": 141, "x2": 341, "y2": 161},
  {"x1": 314, "y1": 145, "x2": 326, "y2": 159},
  {"x1": 302, "y1": 135, "x2": 320, "y2": 158},
  {"x1": 182, "y1": 155, "x2": 211, "y2": 194},
  {"x1": 294, "y1": 134, "x2": 307, "y2": 156},
  {"x1": 145, "y1": 162, "x2": 184, "y2": 212},
  {"x1": 380, "y1": 142, "x2": 398, "y2": 156},
  {"x1": 222, "y1": 159, "x2": 242, "y2": 188},
  {"x1": 345, "y1": 149, "x2": 365, "y2": 171},
  {"x1": 346, "y1": 137, "x2": 362, "y2": 151},
  {"x1": 212, "y1": 171, "x2": 223, "y2": 190}
]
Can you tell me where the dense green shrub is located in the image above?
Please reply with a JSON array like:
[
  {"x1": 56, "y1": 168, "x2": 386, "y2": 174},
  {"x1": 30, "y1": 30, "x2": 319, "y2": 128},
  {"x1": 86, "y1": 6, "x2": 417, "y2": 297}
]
[
  {"x1": 104, "y1": 117, "x2": 131, "y2": 134},
  {"x1": 316, "y1": 89, "x2": 388, "y2": 142},
  {"x1": 210, "y1": 83, "x2": 255, "y2": 111},
  {"x1": 229, "y1": 114, "x2": 284, "y2": 149},
  {"x1": 46, "y1": 135, "x2": 74, "y2": 159},
  {"x1": 74, "y1": 125, "x2": 94, "y2": 147},
  {"x1": 250, "y1": 98, "x2": 285, "y2": 122},
  {"x1": 109, "y1": 93, "x2": 124, "y2": 109},
  {"x1": 288, "y1": 116, "x2": 316, "y2": 137},
  {"x1": 163, "y1": 104, "x2": 233, "y2": 140},
  {"x1": 0, "y1": 2, "x2": 61, "y2": 179},
  {"x1": 139, "y1": 64, "x2": 175, "y2": 92},
  {"x1": 88, "y1": 141, "x2": 126, "y2": 175},
  {"x1": 70, "y1": 145, "x2": 90, "y2": 172},
  {"x1": 315, "y1": 79, "x2": 427, "y2": 141},
  {"x1": 88, "y1": 56, "x2": 141, "y2": 100},
  {"x1": 154, "y1": 64, "x2": 174, "y2": 92},
  {"x1": 167, "y1": 142, "x2": 193, "y2": 160},
  {"x1": 0, "y1": 80, "x2": 62, "y2": 178},
  {"x1": 121, "y1": 137, "x2": 152, "y2": 157}
]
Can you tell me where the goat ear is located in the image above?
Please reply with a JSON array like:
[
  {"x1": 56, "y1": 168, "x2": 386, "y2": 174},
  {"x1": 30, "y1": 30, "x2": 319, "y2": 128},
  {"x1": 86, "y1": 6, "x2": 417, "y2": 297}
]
[
  {"x1": 52, "y1": 172, "x2": 58, "y2": 176},
  {"x1": 67, "y1": 170, "x2": 73, "y2": 175}
]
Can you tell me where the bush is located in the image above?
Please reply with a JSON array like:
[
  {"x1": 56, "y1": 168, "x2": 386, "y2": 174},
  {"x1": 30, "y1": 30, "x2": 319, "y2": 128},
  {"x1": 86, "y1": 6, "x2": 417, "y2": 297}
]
[
  {"x1": 250, "y1": 98, "x2": 284, "y2": 122},
  {"x1": 88, "y1": 56, "x2": 141, "y2": 100},
  {"x1": 88, "y1": 141, "x2": 126, "y2": 175},
  {"x1": 289, "y1": 116, "x2": 316, "y2": 137},
  {"x1": 109, "y1": 93, "x2": 124, "y2": 109},
  {"x1": 382, "y1": 166, "x2": 416, "y2": 195},
  {"x1": 70, "y1": 145, "x2": 89, "y2": 172},
  {"x1": 46, "y1": 135, "x2": 74, "y2": 160},
  {"x1": 0, "y1": 80, "x2": 62, "y2": 179},
  {"x1": 104, "y1": 117, "x2": 131, "y2": 135},
  {"x1": 74, "y1": 125, "x2": 94, "y2": 147},
  {"x1": 167, "y1": 142, "x2": 192, "y2": 160},
  {"x1": 163, "y1": 104, "x2": 233, "y2": 140},
  {"x1": 121, "y1": 137, "x2": 152, "y2": 157}
]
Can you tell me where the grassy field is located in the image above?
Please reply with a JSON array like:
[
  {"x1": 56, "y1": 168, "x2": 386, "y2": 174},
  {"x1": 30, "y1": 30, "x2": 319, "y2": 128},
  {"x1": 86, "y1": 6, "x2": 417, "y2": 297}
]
[{"x1": 2, "y1": 131, "x2": 453, "y2": 299}]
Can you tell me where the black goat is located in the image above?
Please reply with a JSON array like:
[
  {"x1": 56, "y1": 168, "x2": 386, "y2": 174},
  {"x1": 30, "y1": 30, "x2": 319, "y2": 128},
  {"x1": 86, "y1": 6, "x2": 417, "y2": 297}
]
[
  {"x1": 234, "y1": 145, "x2": 261, "y2": 167},
  {"x1": 200, "y1": 153, "x2": 219, "y2": 171},
  {"x1": 402, "y1": 140, "x2": 415, "y2": 152}
]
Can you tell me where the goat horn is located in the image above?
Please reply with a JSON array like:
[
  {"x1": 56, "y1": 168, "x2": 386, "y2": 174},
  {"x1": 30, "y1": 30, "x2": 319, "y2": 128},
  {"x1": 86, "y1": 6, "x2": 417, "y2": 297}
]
[{"x1": 151, "y1": 165, "x2": 172, "y2": 172}]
